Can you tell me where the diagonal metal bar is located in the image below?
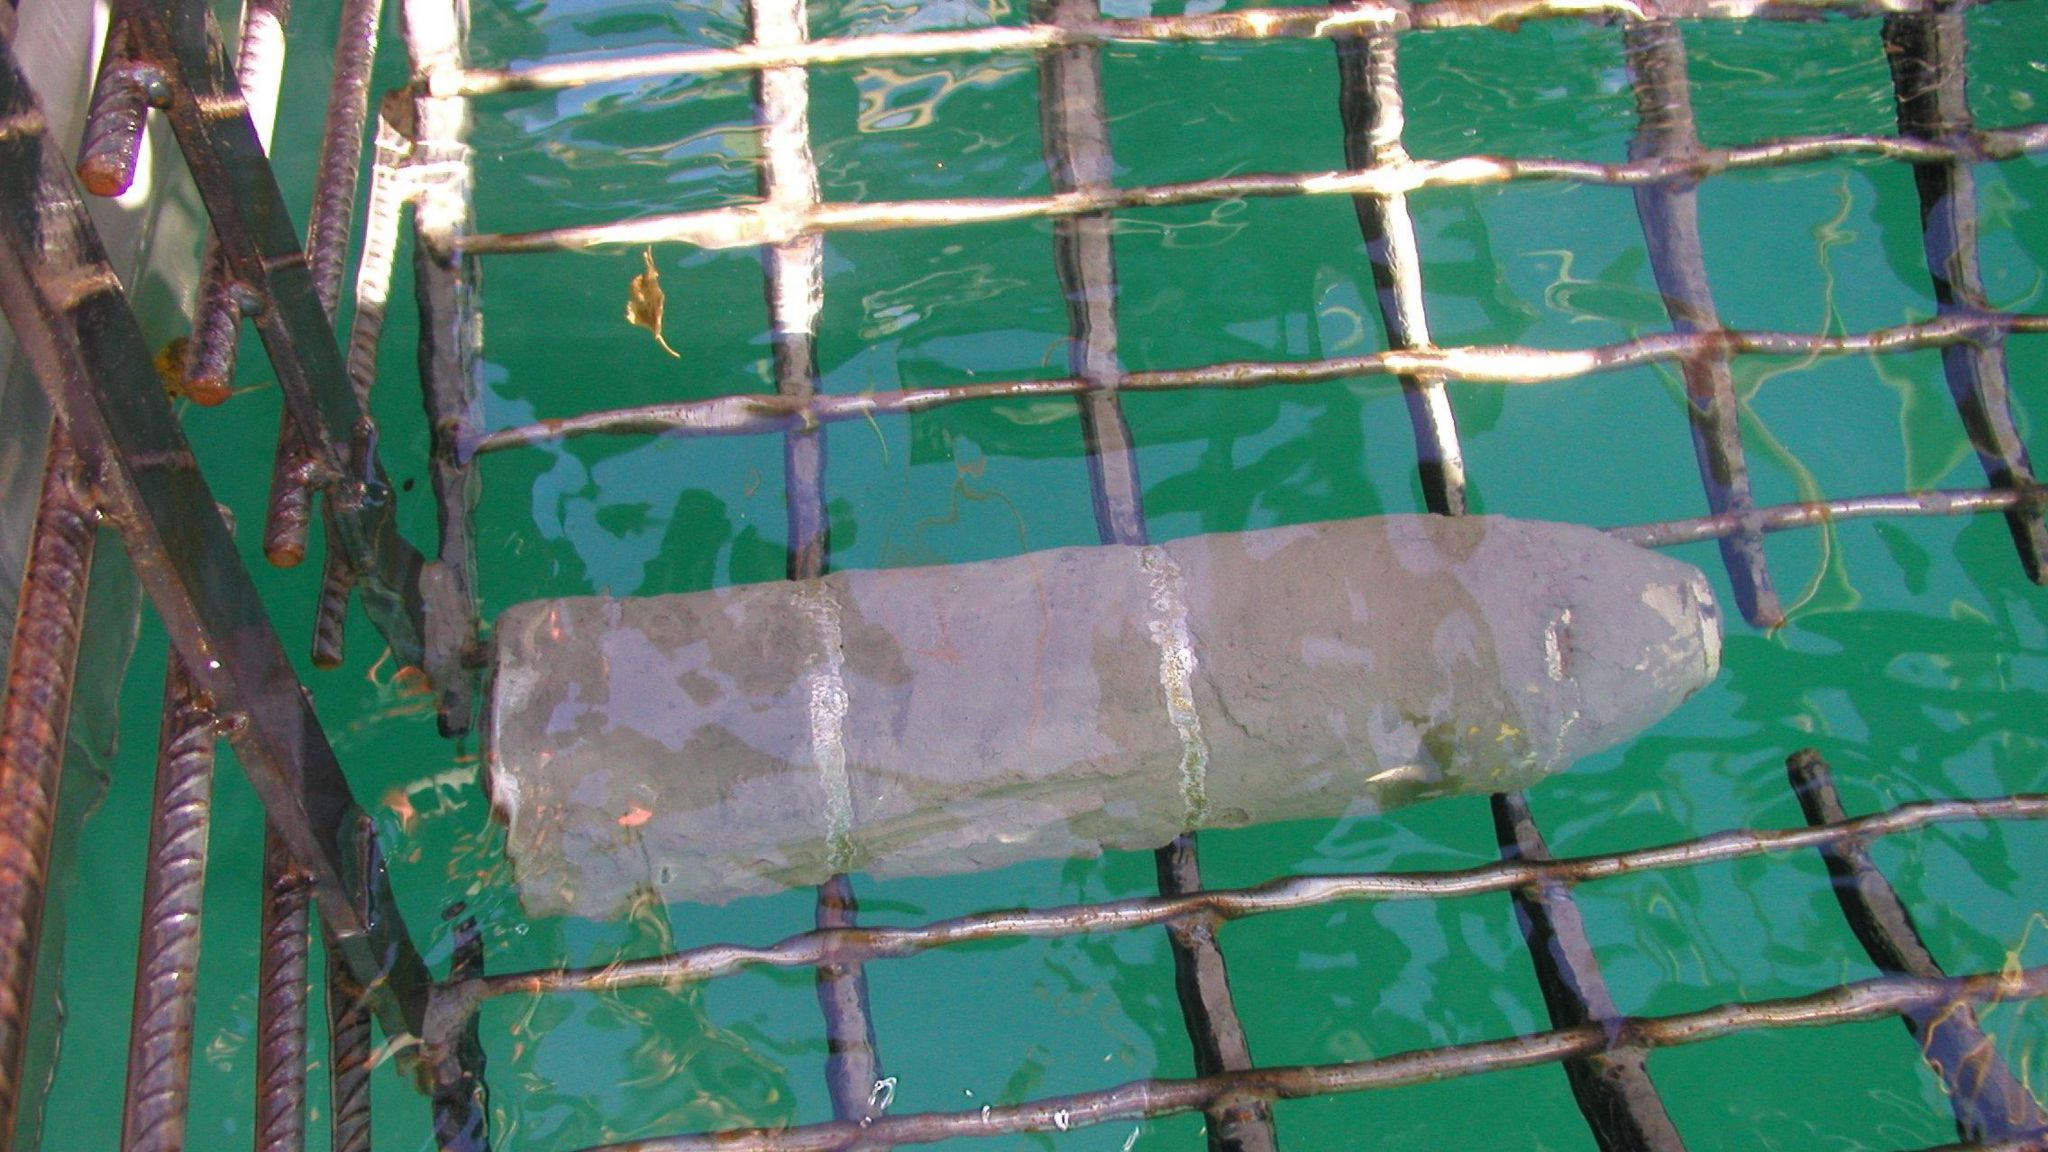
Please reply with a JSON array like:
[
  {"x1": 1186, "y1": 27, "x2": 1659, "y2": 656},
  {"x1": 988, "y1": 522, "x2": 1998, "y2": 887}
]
[
  {"x1": 1625, "y1": 18, "x2": 1780, "y2": 627},
  {"x1": 1787, "y1": 750, "x2": 2048, "y2": 1142},
  {"x1": 404, "y1": 0, "x2": 484, "y2": 733},
  {"x1": 119, "y1": 655, "x2": 216, "y2": 1152},
  {"x1": 1333, "y1": 23, "x2": 1464, "y2": 515},
  {"x1": 1883, "y1": 8, "x2": 2048, "y2": 583},
  {"x1": 112, "y1": 0, "x2": 429, "y2": 668},
  {"x1": 1494, "y1": 793, "x2": 1687, "y2": 1151},
  {"x1": 0, "y1": 426, "x2": 96, "y2": 1151},
  {"x1": 0, "y1": 27, "x2": 431, "y2": 1039},
  {"x1": 1037, "y1": 6, "x2": 1275, "y2": 1146}
]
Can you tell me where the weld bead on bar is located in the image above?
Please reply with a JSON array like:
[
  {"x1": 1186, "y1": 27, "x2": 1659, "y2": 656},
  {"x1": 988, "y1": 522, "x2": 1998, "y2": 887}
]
[
  {"x1": 77, "y1": 19, "x2": 152, "y2": 199},
  {"x1": 405, "y1": 0, "x2": 484, "y2": 733},
  {"x1": 1787, "y1": 751, "x2": 2048, "y2": 1141},
  {"x1": 1333, "y1": 21, "x2": 1464, "y2": 515},
  {"x1": 1883, "y1": 10, "x2": 2048, "y2": 583},
  {"x1": 1625, "y1": 19, "x2": 1781, "y2": 627},
  {"x1": 1493, "y1": 793, "x2": 1685, "y2": 1151},
  {"x1": 119, "y1": 656, "x2": 216, "y2": 1152},
  {"x1": 253, "y1": 829, "x2": 310, "y2": 1152},
  {"x1": 0, "y1": 428, "x2": 96, "y2": 1150}
]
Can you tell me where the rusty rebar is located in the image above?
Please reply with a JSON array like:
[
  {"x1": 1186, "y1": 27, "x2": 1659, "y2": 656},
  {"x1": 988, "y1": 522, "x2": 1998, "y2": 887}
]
[
  {"x1": 77, "y1": 18, "x2": 151, "y2": 198},
  {"x1": 433, "y1": 0, "x2": 2000, "y2": 98},
  {"x1": 118, "y1": 655, "x2": 216, "y2": 1152},
  {"x1": 430, "y1": 906, "x2": 490, "y2": 1152},
  {"x1": 326, "y1": 952, "x2": 373, "y2": 1152},
  {"x1": 1611, "y1": 482, "x2": 2048, "y2": 547},
  {"x1": 556, "y1": 965, "x2": 2048, "y2": 1152},
  {"x1": 1788, "y1": 751, "x2": 2048, "y2": 1141},
  {"x1": 458, "y1": 123, "x2": 2048, "y2": 256},
  {"x1": 0, "y1": 427, "x2": 96, "y2": 1150},
  {"x1": 253, "y1": 828, "x2": 309, "y2": 1152},
  {"x1": 1884, "y1": 9, "x2": 2048, "y2": 583}
]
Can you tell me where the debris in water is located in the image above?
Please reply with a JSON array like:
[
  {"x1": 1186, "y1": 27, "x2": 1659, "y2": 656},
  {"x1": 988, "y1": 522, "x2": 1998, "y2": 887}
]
[{"x1": 626, "y1": 246, "x2": 681, "y2": 358}]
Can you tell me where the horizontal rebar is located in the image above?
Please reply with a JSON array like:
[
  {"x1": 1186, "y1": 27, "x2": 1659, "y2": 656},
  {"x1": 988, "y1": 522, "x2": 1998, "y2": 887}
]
[
  {"x1": 564, "y1": 963, "x2": 2048, "y2": 1152},
  {"x1": 468, "y1": 311, "x2": 2048, "y2": 454},
  {"x1": 434, "y1": 0, "x2": 1997, "y2": 97},
  {"x1": 1610, "y1": 482, "x2": 2048, "y2": 546},
  {"x1": 452, "y1": 791, "x2": 2046, "y2": 1005},
  {"x1": 458, "y1": 123, "x2": 2048, "y2": 254}
]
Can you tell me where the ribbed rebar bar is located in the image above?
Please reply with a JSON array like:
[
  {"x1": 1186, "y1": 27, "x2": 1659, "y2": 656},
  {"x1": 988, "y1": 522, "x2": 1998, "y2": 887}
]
[
  {"x1": 556, "y1": 965, "x2": 2048, "y2": 1152},
  {"x1": 77, "y1": 18, "x2": 150, "y2": 198},
  {"x1": 326, "y1": 952, "x2": 373, "y2": 1152},
  {"x1": 118, "y1": 655, "x2": 216, "y2": 1152},
  {"x1": 1626, "y1": 18, "x2": 1779, "y2": 627},
  {"x1": 1334, "y1": 24, "x2": 1464, "y2": 514},
  {"x1": 0, "y1": 427, "x2": 96, "y2": 1151},
  {"x1": 458, "y1": 122, "x2": 2048, "y2": 256},
  {"x1": 1494, "y1": 793, "x2": 1685, "y2": 1151},
  {"x1": 468, "y1": 312, "x2": 2048, "y2": 454},
  {"x1": 405, "y1": 0, "x2": 484, "y2": 733},
  {"x1": 253, "y1": 828, "x2": 310, "y2": 1152},
  {"x1": 430, "y1": 906, "x2": 490, "y2": 1152},
  {"x1": 453, "y1": 791, "x2": 2048, "y2": 1003},
  {"x1": 1788, "y1": 751, "x2": 2048, "y2": 1142},
  {"x1": 1884, "y1": 9, "x2": 2048, "y2": 583},
  {"x1": 432, "y1": 0, "x2": 2004, "y2": 98}
]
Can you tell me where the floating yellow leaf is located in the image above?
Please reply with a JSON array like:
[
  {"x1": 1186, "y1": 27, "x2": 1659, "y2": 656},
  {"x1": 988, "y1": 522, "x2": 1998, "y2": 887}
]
[{"x1": 626, "y1": 247, "x2": 680, "y2": 358}]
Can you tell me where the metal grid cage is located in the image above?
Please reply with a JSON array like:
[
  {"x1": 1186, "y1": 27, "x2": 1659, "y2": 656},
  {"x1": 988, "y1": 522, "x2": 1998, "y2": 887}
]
[{"x1": 1, "y1": 0, "x2": 2047, "y2": 1149}]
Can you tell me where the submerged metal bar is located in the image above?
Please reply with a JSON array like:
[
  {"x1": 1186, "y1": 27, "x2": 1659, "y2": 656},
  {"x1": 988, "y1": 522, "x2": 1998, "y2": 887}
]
[
  {"x1": 114, "y1": 0, "x2": 429, "y2": 668},
  {"x1": 1787, "y1": 751, "x2": 2048, "y2": 1141},
  {"x1": 0, "y1": 428, "x2": 96, "y2": 1150},
  {"x1": 78, "y1": 17, "x2": 150, "y2": 198},
  {"x1": 1037, "y1": 3, "x2": 1271, "y2": 1145},
  {"x1": 0, "y1": 29, "x2": 432, "y2": 1037},
  {"x1": 1333, "y1": 24, "x2": 1464, "y2": 514},
  {"x1": 1612, "y1": 482, "x2": 2048, "y2": 546},
  {"x1": 1626, "y1": 19, "x2": 1780, "y2": 627},
  {"x1": 406, "y1": 0, "x2": 484, "y2": 733},
  {"x1": 468, "y1": 312, "x2": 2048, "y2": 453},
  {"x1": 253, "y1": 829, "x2": 310, "y2": 1152},
  {"x1": 325, "y1": 954, "x2": 373, "y2": 1152},
  {"x1": 1494, "y1": 793, "x2": 1685, "y2": 1152},
  {"x1": 461, "y1": 791, "x2": 2048, "y2": 1001},
  {"x1": 556, "y1": 965, "x2": 2048, "y2": 1152},
  {"x1": 430, "y1": 907, "x2": 490, "y2": 1152},
  {"x1": 433, "y1": 0, "x2": 1994, "y2": 97},
  {"x1": 457, "y1": 122, "x2": 2048, "y2": 255},
  {"x1": 119, "y1": 656, "x2": 216, "y2": 1152},
  {"x1": 1884, "y1": 9, "x2": 2048, "y2": 583}
]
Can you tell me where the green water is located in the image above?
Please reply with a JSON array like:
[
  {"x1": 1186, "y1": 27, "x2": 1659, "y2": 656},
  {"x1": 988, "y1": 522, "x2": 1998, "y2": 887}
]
[{"x1": 32, "y1": 1, "x2": 2048, "y2": 1149}]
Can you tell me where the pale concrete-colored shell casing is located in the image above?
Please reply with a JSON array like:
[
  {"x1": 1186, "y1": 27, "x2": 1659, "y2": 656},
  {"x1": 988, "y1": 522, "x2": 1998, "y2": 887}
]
[{"x1": 486, "y1": 515, "x2": 1722, "y2": 917}]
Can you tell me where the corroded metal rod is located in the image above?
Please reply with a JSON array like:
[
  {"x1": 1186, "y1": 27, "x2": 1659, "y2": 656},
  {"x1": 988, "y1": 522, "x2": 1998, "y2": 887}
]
[
  {"x1": 77, "y1": 18, "x2": 151, "y2": 198},
  {"x1": 456, "y1": 791, "x2": 2048, "y2": 1002},
  {"x1": 1611, "y1": 483, "x2": 2047, "y2": 547},
  {"x1": 1334, "y1": 25, "x2": 1464, "y2": 514},
  {"x1": 1494, "y1": 793, "x2": 1685, "y2": 1152},
  {"x1": 553, "y1": 965, "x2": 2048, "y2": 1152},
  {"x1": 429, "y1": 906, "x2": 490, "y2": 1152},
  {"x1": 1625, "y1": 19, "x2": 1780, "y2": 627},
  {"x1": 253, "y1": 829, "x2": 310, "y2": 1152},
  {"x1": 1884, "y1": 10, "x2": 2048, "y2": 583},
  {"x1": 326, "y1": 952, "x2": 373, "y2": 1152},
  {"x1": 458, "y1": 123, "x2": 2048, "y2": 255},
  {"x1": 119, "y1": 656, "x2": 216, "y2": 1152},
  {"x1": 433, "y1": 0, "x2": 1995, "y2": 98},
  {"x1": 0, "y1": 428, "x2": 96, "y2": 1149},
  {"x1": 468, "y1": 312, "x2": 2048, "y2": 454},
  {"x1": 1787, "y1": 751, "x2": 2048, "y2": 1141}
]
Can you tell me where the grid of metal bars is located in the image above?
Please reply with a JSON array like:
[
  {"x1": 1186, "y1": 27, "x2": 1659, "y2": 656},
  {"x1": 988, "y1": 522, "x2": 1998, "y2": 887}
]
[{"x1": 0, "y1": 0, "x2": 2044, "y2": 1149}]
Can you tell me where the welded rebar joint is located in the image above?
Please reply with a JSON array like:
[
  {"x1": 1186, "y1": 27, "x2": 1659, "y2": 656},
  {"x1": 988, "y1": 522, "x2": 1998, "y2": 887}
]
[{"x1": 78, "y1": 20, "x2": 153, "y2": 198}]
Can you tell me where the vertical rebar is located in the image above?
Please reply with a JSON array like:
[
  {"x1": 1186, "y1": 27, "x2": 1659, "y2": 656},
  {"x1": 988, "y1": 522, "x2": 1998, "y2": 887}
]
[
  {"x1": 1332, "y1": 25, "x2": 1465, "y2": 515},
  {"x1": 430, "y1": 905, "x2": 490, "y2": 1152},
  {"x1": 405, "y1": 0, "x2": 484, "y2": 734},
  {"x1": 1883, "y1": 9, "x2": 2048, "y2": 582},
  {"x1": 325, "y1": 952, "x2": 373, "y2": 1152},
  {"x1": 119, "y1": 655, "x2": 216, "y2": 1152},
  {"x1": 1787, "y1": 751, "x2": 2048, "y2": 1142},
  {"x1": 1625, "y1": 19, "x2": 1781, "y2": 628},
  {"x1": 0, "y1": 427, "x2": 95, "y2": 1152},
  {"x1": 253, "y1": 828, "x2": 309, "y2": 1152},
  {"x1": 1493, "y1": 792, "x2": 1687, "y2": 1152},
  {"x1": 1038, "y1": 4, "x2": 1274, "y2": 1145},
  {"x1": 77, "y1": 18, "x2": 151, "y2": 199}
]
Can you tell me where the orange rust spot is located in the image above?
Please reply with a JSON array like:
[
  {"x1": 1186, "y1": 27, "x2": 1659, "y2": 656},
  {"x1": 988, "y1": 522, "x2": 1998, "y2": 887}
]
[{"x1": 618, "y1": 804, "x2": 652, "y2": 828}]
